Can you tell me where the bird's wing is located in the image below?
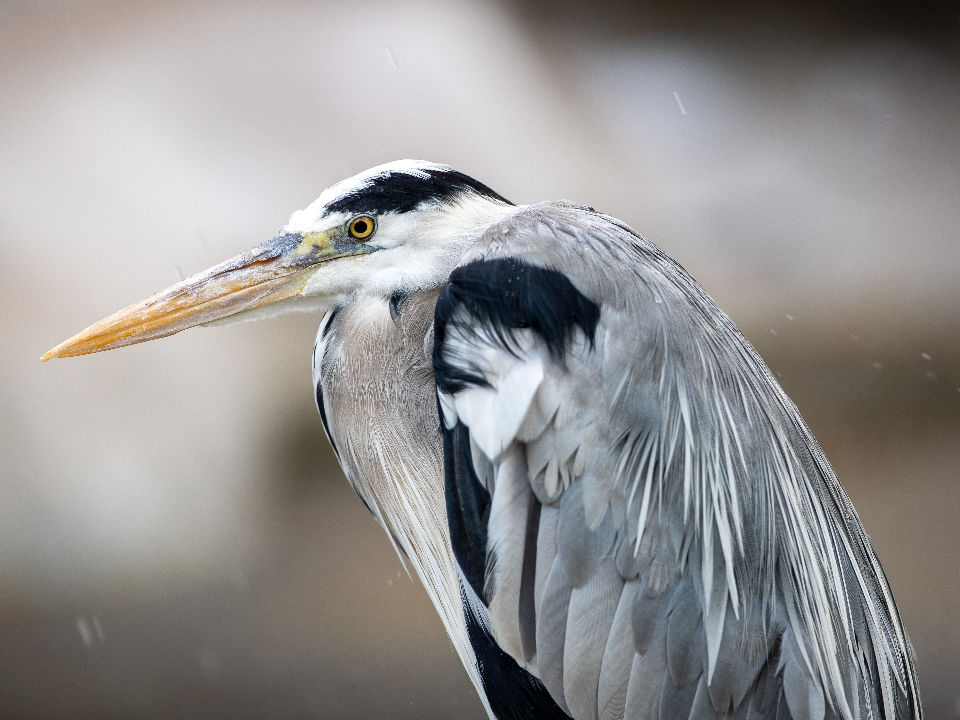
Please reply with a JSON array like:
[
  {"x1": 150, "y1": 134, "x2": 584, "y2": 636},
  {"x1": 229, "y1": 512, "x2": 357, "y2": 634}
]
[{"x1": 432, "y1": 202, "x2": 921, "y2": 720}]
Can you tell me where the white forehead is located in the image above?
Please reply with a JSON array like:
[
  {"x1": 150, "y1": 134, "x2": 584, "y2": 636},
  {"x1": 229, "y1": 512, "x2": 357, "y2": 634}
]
[{"x1": 285, "y1": 160, "x2": 451, "y2": 233}]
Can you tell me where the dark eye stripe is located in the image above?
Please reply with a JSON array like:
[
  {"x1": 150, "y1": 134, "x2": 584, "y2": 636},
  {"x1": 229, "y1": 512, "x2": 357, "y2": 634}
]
[{"x1": 327, "y1": 169, "x2": 512, "y2": 216}]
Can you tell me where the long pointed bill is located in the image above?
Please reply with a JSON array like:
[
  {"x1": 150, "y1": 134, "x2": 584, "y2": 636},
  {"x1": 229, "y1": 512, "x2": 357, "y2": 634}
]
[{"x1": 42, "y1": 230, "x2": 365, "y2": 361}]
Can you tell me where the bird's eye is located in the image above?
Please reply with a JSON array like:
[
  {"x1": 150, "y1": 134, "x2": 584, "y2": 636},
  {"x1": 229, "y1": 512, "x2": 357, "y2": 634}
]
[{"x1": 348, "y1": 215, "x2": 376, "y2": 240}]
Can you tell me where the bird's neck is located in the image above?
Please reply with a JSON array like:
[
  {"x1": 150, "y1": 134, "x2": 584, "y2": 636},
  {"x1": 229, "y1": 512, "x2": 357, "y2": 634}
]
[{"x1": 314, "y1": 286, "x2": 483, "y2": 693}]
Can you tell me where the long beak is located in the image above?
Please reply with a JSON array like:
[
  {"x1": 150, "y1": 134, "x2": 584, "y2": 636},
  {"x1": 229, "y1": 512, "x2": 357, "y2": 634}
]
[{"x1": 42, "y1": 230, "x2": 364, "y2": 361}]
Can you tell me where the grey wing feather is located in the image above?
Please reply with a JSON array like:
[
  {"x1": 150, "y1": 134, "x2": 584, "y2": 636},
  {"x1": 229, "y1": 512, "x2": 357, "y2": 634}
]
[
  {"x1": 535, "y1": 503, "x2": 561, "y2": 613},
  {"x1": 659, "y1": 667, "x2": 702, "y2": 719},
  {"x1": 624, "y1": 647, "x2": 666, "y2": 719},
  {"x1": 598, "y1": 579, "x2": 640, "y2": 720},
  {"x1": 435, "y1": 202, "x2": 921, "y2": 720},
  {"x1": 667, "y1": 581, "x2": 707, "y2": 690},
  {"x1": 563, "y1": 555, "x2": 623, "y2": 720},
  {"x1": 484, "y1": 442, "x2": 534, "y2": 662},
  {"x1": 537, "y1": 557, "x2": 574, "y2": 715},
  {"x1": 557, "y1": 485, "x2": 617, "y2": 588}
]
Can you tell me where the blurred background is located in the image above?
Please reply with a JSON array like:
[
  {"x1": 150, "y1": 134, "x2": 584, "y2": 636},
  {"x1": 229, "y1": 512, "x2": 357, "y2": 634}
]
[{"x1": 1, "y1": 0, "x2": 958, "y2": 717}]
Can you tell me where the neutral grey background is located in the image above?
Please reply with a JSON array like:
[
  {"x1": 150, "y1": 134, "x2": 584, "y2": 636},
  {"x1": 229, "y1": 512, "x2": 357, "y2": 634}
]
[{"x1": 1, "y1": 0, "x2": 958, "y2": 718}]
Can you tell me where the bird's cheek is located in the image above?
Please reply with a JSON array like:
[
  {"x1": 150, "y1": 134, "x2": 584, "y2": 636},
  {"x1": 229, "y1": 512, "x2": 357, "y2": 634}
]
[{"x1": 301, "y1": 254, "x2": 376, "y2": 299}]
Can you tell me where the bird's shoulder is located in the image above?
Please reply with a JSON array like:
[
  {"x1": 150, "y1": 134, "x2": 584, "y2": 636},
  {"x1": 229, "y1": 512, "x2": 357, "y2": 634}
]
[{"x1": 431, "y1": 205, "x2": 920, "y2": 720}]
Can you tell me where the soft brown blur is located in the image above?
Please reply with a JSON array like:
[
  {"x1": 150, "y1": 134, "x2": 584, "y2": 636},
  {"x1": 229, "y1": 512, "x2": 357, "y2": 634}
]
[{"x1": 1, "y1": 0, "x2": 958, "y2": 718}]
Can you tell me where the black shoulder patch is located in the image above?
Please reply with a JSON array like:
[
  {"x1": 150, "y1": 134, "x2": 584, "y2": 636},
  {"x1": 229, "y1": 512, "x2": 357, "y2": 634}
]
[
  {"x1": 462, "y1": 592, "x2": 571, "y2": 720},
  {"x1": 326, "y1": 169, "x2": 512, "y2": 216},
  {"x1": 433, "y1": 257, "x2": 601, "y2": 394}
]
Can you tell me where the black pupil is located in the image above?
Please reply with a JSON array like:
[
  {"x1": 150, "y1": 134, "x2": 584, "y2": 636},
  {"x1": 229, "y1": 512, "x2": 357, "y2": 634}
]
[{"x1": 353, "y1": 219, "x2": 368, "y2": 235}]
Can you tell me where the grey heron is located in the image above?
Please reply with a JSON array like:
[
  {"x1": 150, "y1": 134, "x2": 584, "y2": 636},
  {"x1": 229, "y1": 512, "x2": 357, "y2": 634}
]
[{"x1": 44, "y1": 160, "x2": 921, "y2": 720}]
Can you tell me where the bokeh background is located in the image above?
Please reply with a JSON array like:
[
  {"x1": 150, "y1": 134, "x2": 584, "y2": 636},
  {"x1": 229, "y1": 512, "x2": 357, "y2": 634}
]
[{"x1": 1, "y1": 0, "x2": 958, "y2": 718}]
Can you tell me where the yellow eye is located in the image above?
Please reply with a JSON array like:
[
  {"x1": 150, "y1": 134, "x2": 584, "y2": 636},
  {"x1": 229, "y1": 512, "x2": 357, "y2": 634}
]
[{"x1": 348, "y1": 215, "x2": 376, "y2": 240}]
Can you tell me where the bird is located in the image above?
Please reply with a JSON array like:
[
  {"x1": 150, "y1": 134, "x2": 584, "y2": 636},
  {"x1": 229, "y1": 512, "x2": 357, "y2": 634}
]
[{"x1": 44, "y1": 160, "x2": 922, "y2": 720}]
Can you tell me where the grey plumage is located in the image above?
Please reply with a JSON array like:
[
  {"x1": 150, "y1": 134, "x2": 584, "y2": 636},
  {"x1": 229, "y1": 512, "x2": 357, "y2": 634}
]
[
  {"x1": 564, "y1": 554, "x2": 622, "y2": 720},
  {"x1": 313, "y1": 196, "x2": 919, "y2": 719},
  {"x1": 598, "y1": 577, "x2": 639, "y2": 719},
  {"x1": 537, "y1": 557, "x2": 575, "y2": 714},
  {"x1": 435, "y1": 200, "x2": 921, "y2": 720},
  {"x1": 312, "y1": 288, "x2": 491, "y2": 712}
]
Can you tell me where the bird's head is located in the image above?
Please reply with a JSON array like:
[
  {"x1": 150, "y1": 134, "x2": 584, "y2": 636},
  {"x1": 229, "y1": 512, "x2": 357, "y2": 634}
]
[{"x1": 42, "y1": 160, "x2": 513, "y2": 360}]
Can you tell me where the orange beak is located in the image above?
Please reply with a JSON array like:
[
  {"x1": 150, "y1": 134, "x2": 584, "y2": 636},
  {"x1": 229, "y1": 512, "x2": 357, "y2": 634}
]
[{"x1": 42, "y1": 228, "x2": 369, "y2": 361}]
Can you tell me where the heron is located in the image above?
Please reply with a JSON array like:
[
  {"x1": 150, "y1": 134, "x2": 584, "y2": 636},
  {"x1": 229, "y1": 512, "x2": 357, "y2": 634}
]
[{"x1": 44, "y1": 160, "x2": 921, "y2": 720}]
